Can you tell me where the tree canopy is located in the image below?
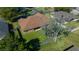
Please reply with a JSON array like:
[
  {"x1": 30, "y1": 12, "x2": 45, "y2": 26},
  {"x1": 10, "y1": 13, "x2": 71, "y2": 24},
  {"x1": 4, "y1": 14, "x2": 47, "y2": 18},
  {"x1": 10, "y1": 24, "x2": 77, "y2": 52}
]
[
  {"x1": 0, "y1": 7, "x2": 33, "y2": 22},
  {"x1": 42, "y1": 18, "x2": 69, "y2": 42},
  {"x1": 54, "y1": 7, "x2": 73, "y2": 12}
]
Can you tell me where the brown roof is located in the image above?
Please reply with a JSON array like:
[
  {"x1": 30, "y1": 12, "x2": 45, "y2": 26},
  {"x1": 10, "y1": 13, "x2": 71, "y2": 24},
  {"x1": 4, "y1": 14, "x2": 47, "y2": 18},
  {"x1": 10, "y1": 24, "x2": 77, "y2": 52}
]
[{"x1": 18, "y1": 13, "x2": 49, "y2": 31}]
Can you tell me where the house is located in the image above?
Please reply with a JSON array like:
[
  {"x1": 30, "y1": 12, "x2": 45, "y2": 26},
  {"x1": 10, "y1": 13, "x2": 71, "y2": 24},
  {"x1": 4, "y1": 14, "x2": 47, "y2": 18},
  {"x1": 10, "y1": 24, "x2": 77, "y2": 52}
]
[
  {"x1": 0, "y1": 19, "x2": 8, "y2": 40},
  {"x1": 18, "y1": 13, "x2": 49, "y2": 32},
  {"x1": 52, "y1": 11, "x2": 76, "y2": 23},
  {"x1": 71, "y1": 7, "x2": 79, "y2": 15}
]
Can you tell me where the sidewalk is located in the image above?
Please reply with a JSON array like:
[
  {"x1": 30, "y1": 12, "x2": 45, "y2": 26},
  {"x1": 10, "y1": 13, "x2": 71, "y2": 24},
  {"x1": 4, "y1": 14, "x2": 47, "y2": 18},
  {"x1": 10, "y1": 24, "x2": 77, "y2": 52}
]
[{"x1": 71, "y1": 27, "x2": 79, "y2": 32}]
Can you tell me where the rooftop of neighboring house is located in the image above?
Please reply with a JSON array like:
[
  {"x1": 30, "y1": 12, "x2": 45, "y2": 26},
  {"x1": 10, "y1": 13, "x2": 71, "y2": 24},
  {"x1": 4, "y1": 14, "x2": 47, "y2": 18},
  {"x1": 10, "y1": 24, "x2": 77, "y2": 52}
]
[
  {"x1": 52, "y1": 11, "x2": 76, "y2": 22},
  {"x1": 18, "y1": 12, "x2": 49, "y2": 31},
  {"x1": 0, "y1": 19, "x2": 8, "y2": 40},
  {"x1": 70, "y1": 7, "x2": 79, "y2": 15}
]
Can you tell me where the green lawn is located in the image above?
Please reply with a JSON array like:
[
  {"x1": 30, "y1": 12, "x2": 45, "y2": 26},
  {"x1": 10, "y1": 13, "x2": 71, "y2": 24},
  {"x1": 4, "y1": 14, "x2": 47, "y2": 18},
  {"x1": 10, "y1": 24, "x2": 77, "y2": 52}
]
[
  {"x1": 22, "y1": 29, "x2": 47, "y2": 43},
  {"x1": 21, "y1": 29, "x2": 71, "y2": 51},
  {"x1": 40, "y1": 35, "x2": 72, "y2": 51},
  {"x1": 40, "y1": 29, "x2": 79, "y2": 51},
  {"x1": 68, "y1": 30, "x2": 79, "y2": 47},
  {"x1": 65, "y1": 21, "x2": 79, "y2": 28}
]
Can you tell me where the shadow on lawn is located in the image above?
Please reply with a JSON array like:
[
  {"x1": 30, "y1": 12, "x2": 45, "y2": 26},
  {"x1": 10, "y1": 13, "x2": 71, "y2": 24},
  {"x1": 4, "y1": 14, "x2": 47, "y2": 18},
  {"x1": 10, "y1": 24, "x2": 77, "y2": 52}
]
[
  {"x1": 17, "y1": 28, "x2": 40, "y2": 51},
  {"x1": 8, "y1": 23, "x2": 15, "y2": 39},
  {"x1": 4, "y1": 23, "x2": 40, "y2": 51},
  {"x1": 26, "y1": 38, "x2": 40, "y2": 51}
]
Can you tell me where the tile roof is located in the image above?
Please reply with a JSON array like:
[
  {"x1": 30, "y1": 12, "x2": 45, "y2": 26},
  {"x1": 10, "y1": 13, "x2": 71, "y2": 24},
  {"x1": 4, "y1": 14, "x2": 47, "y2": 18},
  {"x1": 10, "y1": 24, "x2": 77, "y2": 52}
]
[{"x1": 18, "y1": 13, "x2": 49, "y2": 31}]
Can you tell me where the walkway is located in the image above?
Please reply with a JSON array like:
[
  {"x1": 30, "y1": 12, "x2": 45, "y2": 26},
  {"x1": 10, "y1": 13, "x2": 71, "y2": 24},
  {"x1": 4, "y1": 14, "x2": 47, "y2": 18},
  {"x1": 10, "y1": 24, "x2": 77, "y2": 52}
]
[{"x1": 71, "y1": 27, "x2": 79, "y2": 32}]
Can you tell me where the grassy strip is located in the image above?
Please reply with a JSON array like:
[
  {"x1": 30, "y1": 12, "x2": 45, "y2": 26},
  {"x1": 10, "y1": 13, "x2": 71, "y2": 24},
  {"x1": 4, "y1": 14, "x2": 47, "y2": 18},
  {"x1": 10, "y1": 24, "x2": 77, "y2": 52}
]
[{"x1": 65, "y1": 21, "x2": 79, "y2": 28}]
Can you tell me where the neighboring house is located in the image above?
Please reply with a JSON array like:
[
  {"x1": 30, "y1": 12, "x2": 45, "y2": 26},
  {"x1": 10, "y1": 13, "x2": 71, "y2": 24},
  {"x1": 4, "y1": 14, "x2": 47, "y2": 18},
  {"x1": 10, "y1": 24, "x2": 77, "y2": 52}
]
[
  {"x1": 52, "y1": 11, "x2": 76, "y2": 23},
  {"x1": 71, "y1": 7, "x2": 79, "y2": 15},
  {"x1": 18, "y1": 13, "x2": 49, "y2": 32},
  {"x1": 0, "y1": 19, "x2": 8, "y2": 40}
]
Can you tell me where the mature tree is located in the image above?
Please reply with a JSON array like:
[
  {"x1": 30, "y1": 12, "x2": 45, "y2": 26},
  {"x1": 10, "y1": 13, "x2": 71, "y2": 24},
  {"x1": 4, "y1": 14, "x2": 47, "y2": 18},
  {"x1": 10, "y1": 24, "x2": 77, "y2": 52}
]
[
  {"x1": 0, "y1": 33, "x2": 27, "y2": 51},
  {"x1": 42, "y1": 18, "x2": 69, "y2": 42},
  {"x1": 0, "y1": 7, "x2": 33, "y2": 22},
  {"x1": 26, "y1": 38, "x2": 40, "y2": 51},
  {"x1": 32, "y1": 7, "x2": 54, "y2": 14},
  {"x1": 54, "y1": 7, "x2": 73, "y2": 12},
  {"x1": 0, "y1": 23, "x2": 27, "y2": 51}
]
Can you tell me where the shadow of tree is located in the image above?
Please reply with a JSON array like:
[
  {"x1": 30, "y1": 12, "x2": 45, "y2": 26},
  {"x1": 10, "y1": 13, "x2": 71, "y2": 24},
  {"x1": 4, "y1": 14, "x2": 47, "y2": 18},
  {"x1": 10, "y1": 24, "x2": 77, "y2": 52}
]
[
  {"x1": 17, "y1": 28, "x2": 23, "y2": 39},
  {"x1": 8, "y1": 23, "x2": 15, "y2": 39},
  {"x1": 7, "y1": 27, "x2": 40, "y2": 51},
  {"x1": 26, "y1": 38, "x2": 40, "y2": 51},
  {"x1": 17, "y1": 28, "x2": 40, "y2": 51}
]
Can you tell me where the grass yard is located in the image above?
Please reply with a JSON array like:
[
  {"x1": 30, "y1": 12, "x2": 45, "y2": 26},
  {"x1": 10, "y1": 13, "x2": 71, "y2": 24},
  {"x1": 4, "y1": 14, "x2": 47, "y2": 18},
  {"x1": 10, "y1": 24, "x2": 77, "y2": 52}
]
[
  {"x1": 68, "y1": 30, "x2": 79, "y2": 47},
  {"x1": 22, "y1": 29, "x2": 47, "y2": 43},
  {"x1": 65, "y1": 21, "x2": 79, "y2": 28},
  {"x1": 40, "y1": 29, "x2": 79, "y2": 51},
  {"x1": 21, "y1": 29, "x2": 72, "y2": 51},
  {"x1": 40, "y1": 35, "x2": 72, "y2": 51}
]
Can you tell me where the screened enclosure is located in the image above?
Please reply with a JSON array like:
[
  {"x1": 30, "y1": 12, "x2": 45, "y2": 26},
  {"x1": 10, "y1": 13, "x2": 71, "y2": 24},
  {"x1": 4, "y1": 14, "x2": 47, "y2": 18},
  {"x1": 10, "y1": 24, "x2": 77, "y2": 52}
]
[{"x1": 0, "y1": 19, "x2": 8, "y2": 40}]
